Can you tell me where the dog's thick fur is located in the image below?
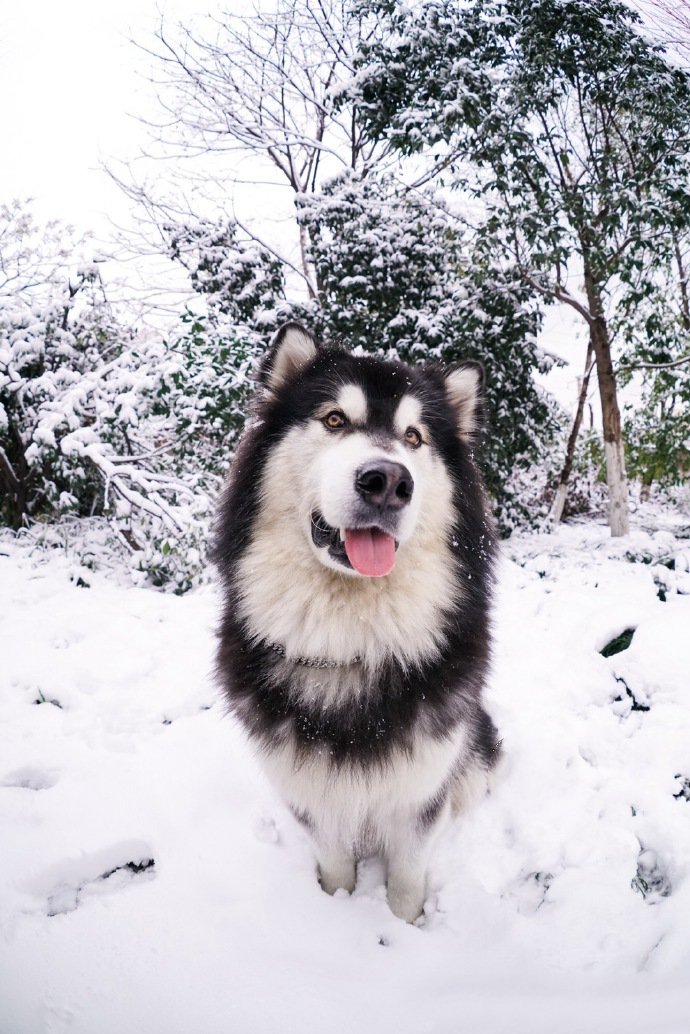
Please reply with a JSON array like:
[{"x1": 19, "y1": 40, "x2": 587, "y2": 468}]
[{"x1": 213, "y1": 324, "x2": 500, "y2": 922}]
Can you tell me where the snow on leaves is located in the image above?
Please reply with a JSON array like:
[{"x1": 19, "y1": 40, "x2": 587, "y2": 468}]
[{"x1": 0, "y1": 204, "x2": 249, "y2": 592}]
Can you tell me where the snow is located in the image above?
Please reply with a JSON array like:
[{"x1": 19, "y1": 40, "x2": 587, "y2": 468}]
[{"x1": 1, "y1": 509, "x2": 690, "y2": 1034}]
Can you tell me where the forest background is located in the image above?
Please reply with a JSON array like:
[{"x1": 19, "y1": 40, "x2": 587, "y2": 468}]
[{"x1": 2, "y1": 0, "x2": 690, "y2": 592}]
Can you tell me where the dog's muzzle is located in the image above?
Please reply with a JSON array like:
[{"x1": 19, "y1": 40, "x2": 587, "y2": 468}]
[{"x1": 310, "y1": 460, "x2": 413, "y2": 577}]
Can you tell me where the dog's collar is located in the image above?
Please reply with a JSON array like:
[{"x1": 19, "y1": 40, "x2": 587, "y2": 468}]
[{"x1": 264, "y1": 640, "x2": 362, "y2": 670}]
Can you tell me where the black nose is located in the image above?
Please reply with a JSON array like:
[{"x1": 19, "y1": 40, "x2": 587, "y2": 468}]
[{"x1": 355, "y1": 460, "x2": 414, "y2": 511}]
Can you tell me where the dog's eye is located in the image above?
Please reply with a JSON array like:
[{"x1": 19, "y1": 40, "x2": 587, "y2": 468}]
[
  {"x1": 404, "y1": 426, "x2": 422, "y2": 448},
  {"x1": 323, "y1": 410, "x2": 347, "y2": 430}
]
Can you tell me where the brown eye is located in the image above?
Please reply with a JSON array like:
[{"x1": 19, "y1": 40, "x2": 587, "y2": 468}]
[
  {"x1": 405, "y1": 426, "x2": 422, "y2": 448},
  {"x1": 324, "y1": 410, "x2": 347, "y2": 430}
]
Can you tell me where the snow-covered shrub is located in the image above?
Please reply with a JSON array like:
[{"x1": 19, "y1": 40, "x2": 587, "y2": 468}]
[
  {"x1": 164, "y1": 218, "x2": 296, "y2": 333},
  {"x1": 129, "y1": 310, "x2": 260, "y2": 592},
  {"x1": 497, "y1": 426, "x2": 607, "y2": 535},
  {"x1": 125, "y1": 504, "x2": 210, "y2": 594},
  {"x1": 558, "y1": 431, "x2": 608, "y2": 520},
  {"x1": 59, "y1": 308, "x2": 260, "y2": 593},
  {"x1": 0, "y1": 204, "x2": 252, "y2": 592},
  {"x1": 0, "y1": 255, "x2": 141, "y2": 526},
  {"x1": 624, "y1": 391, "x2": 690, "y2": 491},
  {"x1": 154, "y1": 310, "x2": 256, "y2": 473},
  {"x1": 0, "y1": 272, "x2": 208, "y2": 589}
]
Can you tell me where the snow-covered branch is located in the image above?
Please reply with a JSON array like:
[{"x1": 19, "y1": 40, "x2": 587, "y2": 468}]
[{"x1": 617, "y1": 353, "x2": 690, "y2": 372}]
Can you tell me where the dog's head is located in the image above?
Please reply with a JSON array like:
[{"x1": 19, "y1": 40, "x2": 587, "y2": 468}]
[{"x1": 255, "y1": 322, "x2": 485, "y2": 579}]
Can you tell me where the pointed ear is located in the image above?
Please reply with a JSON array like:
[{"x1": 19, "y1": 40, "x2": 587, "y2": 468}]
[
  {"x1": 443, "y1": 360, "x2": 485, "y2": 440},
  {"x1": 259, "y1": 322, "x2": 319, "y2": 394}
]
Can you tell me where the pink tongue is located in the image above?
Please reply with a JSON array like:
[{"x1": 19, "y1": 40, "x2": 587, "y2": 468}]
[{"x1": 344, "y1": 528, "x2": 396, "y2": 577}]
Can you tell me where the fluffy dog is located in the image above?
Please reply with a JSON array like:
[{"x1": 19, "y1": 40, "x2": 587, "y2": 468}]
[{"x1": 213, "y1": 323, "x2": 500, "y2": 922}]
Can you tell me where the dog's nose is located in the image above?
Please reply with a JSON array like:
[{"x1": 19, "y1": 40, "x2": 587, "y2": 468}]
[{"x1": 355, "y1": 460, "x2": 414, "y2": 511}]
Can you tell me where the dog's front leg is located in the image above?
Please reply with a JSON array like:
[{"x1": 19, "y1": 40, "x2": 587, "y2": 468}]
[
  {"x1": 385, "y1": 850, "x2": 429, "y2": 923},
  {"x1": 385, "y1": 798, "x2": 451, "y2": 922},
  {"x1": 316, "y1": 843, "x2": 356, "y2": 896}
]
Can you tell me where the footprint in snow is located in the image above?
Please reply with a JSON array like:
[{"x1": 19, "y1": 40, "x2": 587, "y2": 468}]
[
  {"x1": 24, "y1": 840, "x2": 156, "y2": 916},
  {"x1": 509, "y1": 870, "x2": 554, "y2": 914},
  {"x1": 0, "y1": 767, "x2": 59, "y2": 790},
  {"x1": 253, "y1": 815, "x2": 281, "y2": 845}
]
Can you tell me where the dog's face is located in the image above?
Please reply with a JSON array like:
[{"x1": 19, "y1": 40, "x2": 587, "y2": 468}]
[{"x1": 257, "y1": 323, "x2": 484, "y2": 579}]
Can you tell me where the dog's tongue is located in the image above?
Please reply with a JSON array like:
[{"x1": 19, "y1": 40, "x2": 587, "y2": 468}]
[{"x1": 344, "y1": 528, "x2": 396, "y2": 577}]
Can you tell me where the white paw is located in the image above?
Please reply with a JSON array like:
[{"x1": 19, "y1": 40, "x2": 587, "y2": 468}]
[
  {"x1": 319, "y1": 860, "x2": 356, "y2": 896},
  {"x1": 386, "y1": 881, "x2": 425, "y2": 923}
]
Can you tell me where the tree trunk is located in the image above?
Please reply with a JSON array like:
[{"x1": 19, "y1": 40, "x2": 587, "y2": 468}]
[
  {"x1": 551, "y1": 342, "x2": 594, "y2": 525},
  {"x1": 673, "y1": 228, "x2": 690, "y2": 331},
  {"x1": 583, "y1": 262, "x2": 629, "y2": 537},
  {"x1": 295, "y1": 205, "x2": 319, "y2": 301},
  {"x1": 0, "y1": 443, "x2": 27, "y2": 530}
]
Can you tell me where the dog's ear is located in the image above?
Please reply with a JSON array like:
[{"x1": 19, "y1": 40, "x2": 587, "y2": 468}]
[
  {"x1": 260, "y1": 322, "x2": 319, "y2": 394},
  {"x1": 443, "y1": 360, "x2": 485, "y2": 441}
]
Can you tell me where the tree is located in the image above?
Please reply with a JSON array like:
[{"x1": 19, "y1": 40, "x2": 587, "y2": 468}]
[
  {"x1": 165, "y1": 218, "x2": 288, "y2": 330},
  {"x1": 550, "y1": 343, "x2": 595, "y2": 525},
  {"x1": 616, "y1": 230, "x2": 690, "y2": 488},
  {"x1": 138, "y1": 1, "x2": 560, "y2": 528},
  {"x1": 298, "y1": 171, "x2": 559, "y2": 519},
  {"x1": 633, "y1": 1, "x2": 690, "y2": 63},
  {"x1": 133, "y1": 0, "x2": 388, "y2": 298},
  {"x1": 350, "y1": 0, "x2": 690, "y2": 535}
]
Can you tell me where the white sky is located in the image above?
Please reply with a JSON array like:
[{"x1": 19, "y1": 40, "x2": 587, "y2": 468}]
[
  {"x1": 0, "y1": 0, "x2": 204, "y2": 231},
  {"x1": 0, "y1": 0, "x2": 306, "y2": 318}
]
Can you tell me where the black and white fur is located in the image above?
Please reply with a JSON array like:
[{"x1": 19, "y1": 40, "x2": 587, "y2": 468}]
[{"x1": 213, "y1": 323, "x2": 501, "y2": 922}]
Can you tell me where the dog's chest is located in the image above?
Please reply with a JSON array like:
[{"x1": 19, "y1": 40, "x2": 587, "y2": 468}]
[
  {"x1": 278, "y1": 660, "x2": 372, "y2": 712},
  {"x1": 260, "y1": 721, "x2": 469, "y2": 841},
  {"x1": 236, "y1": 535, "x2": 459, "y2": 671}
]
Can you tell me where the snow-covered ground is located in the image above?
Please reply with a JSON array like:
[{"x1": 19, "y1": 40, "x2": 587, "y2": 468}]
[{"x1": 1, "y1": 507, "x2": 690, "y2": 1034}]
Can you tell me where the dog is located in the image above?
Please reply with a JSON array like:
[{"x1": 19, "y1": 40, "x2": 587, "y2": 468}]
[{"x1": 213, "y1": 322, "x2": 501, "y2": 922}]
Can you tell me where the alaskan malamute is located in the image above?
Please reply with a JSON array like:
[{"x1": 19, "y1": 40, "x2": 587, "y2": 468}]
[{"x1": 214, "y1": 323, "x2": 500, "y2": 922}]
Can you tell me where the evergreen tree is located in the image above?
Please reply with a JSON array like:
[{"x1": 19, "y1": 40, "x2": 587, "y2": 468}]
[
  {"x1": 162, "y1": 175, "x2": 560, "y2": 528},
  {"x1": 165, "y1": 219, "x2": 290, "y2": 332},
  {"x1": 616, "y1": 232, "x2": 690, "y2": 487},
  {"x1": 349, "y1": 0, "x2": 690, "y2": 534},
  {"x1": 298, "y1": 172, "x2": 558, "y2": 521}
]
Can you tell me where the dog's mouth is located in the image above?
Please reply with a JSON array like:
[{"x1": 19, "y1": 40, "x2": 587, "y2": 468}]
[{"x1": 310, "y1": 510, "x2": 398, "y2": 577}]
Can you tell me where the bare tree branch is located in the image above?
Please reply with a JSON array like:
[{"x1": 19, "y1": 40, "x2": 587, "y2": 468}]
[{"x1": 617, "y1": 353, "x2": 690, "y2": 372}]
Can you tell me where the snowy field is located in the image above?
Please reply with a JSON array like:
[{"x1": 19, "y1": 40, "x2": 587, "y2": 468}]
[{"x1": 1, "y1": 507, "x2": 690, "y2": 1034}]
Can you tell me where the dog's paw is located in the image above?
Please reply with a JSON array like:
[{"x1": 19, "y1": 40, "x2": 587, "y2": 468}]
[
  {"x1": 318, "y1": 858, "x2": 356, "y2": 896},
  {"x1": 386, "y1": 880, "x2": 425, "y2": 924}
]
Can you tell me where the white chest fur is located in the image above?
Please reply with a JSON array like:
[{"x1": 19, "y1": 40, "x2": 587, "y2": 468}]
[
  {"x1": 259, "y1": 723, "x2": 470, "y2": 851},
  {"x1": 235, "y1": 426, "x2": 463, "y2": 670}
]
